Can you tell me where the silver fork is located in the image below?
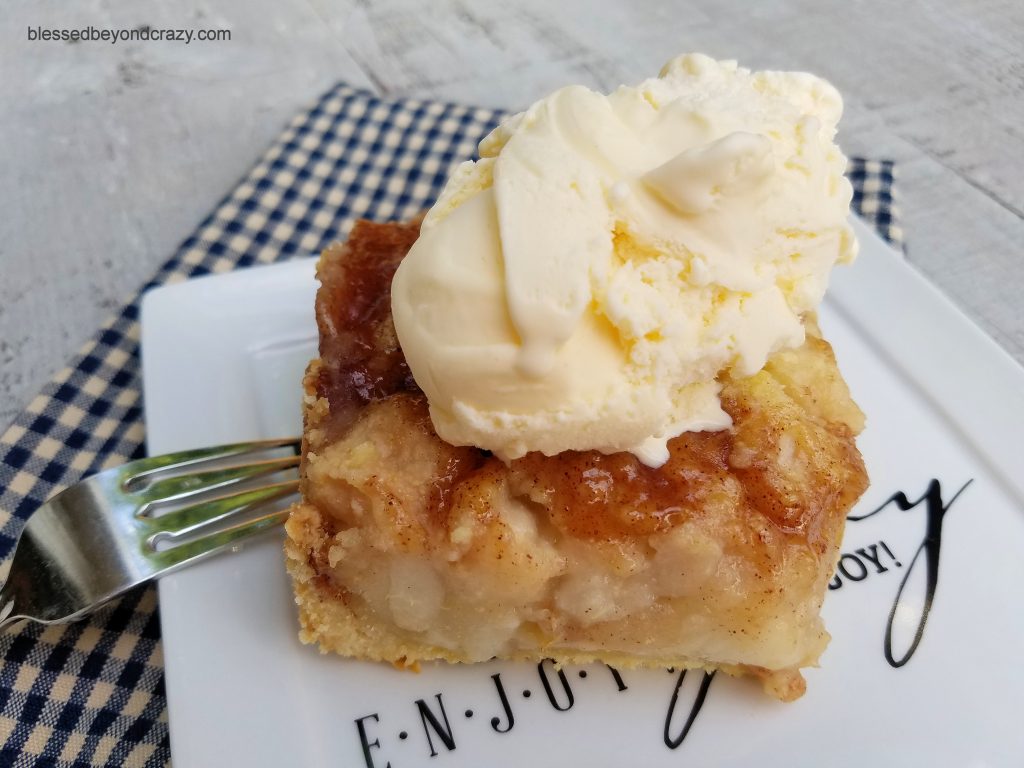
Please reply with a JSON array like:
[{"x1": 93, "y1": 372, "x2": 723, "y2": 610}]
[{"x1": 0, "y1": 437, "x2": 300, "y2": 631}]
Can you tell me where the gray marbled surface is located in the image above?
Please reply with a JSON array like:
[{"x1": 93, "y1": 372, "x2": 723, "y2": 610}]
[{"x1": 3, "y1": 0, "x2": 1022, "y2": 429}]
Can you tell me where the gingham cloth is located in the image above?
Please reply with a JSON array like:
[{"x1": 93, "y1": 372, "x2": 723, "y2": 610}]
[{"x1": 0, "y1": 84, "x2": 904, "y2": 767}]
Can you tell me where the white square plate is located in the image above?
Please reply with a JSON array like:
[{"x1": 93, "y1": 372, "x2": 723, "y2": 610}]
[{"x1": 141, "y1": 218, "x2": 1024, "y2": 767}]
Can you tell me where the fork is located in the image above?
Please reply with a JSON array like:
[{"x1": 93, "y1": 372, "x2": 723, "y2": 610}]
[{"x1": 0, "y1": 437, "x2": 300, "y2": 631}]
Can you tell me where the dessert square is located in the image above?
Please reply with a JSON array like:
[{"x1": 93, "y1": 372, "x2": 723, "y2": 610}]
[{"x1": 284, "y1": 219, "x2": 867, "y2": 700}]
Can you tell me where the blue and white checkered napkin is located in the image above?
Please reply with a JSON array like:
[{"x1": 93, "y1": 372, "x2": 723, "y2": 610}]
[{"x1": 0, "y1": 83, "x2": 904, "y2": 767}]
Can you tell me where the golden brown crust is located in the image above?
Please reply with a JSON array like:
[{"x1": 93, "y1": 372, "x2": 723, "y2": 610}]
[{"x1": 285, "y1": 220, "x2": 868, "y2": 700}]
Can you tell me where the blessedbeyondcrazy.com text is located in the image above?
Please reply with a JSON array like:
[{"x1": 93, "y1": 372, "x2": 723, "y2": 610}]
[{"x1": 27, "y1": 25, "x2": 231, "y2": 45}]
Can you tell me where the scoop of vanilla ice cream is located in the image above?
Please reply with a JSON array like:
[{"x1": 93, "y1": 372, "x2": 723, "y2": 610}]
[{"x1": 391, "y1": 53, "x2": 857, "y2": 467}]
